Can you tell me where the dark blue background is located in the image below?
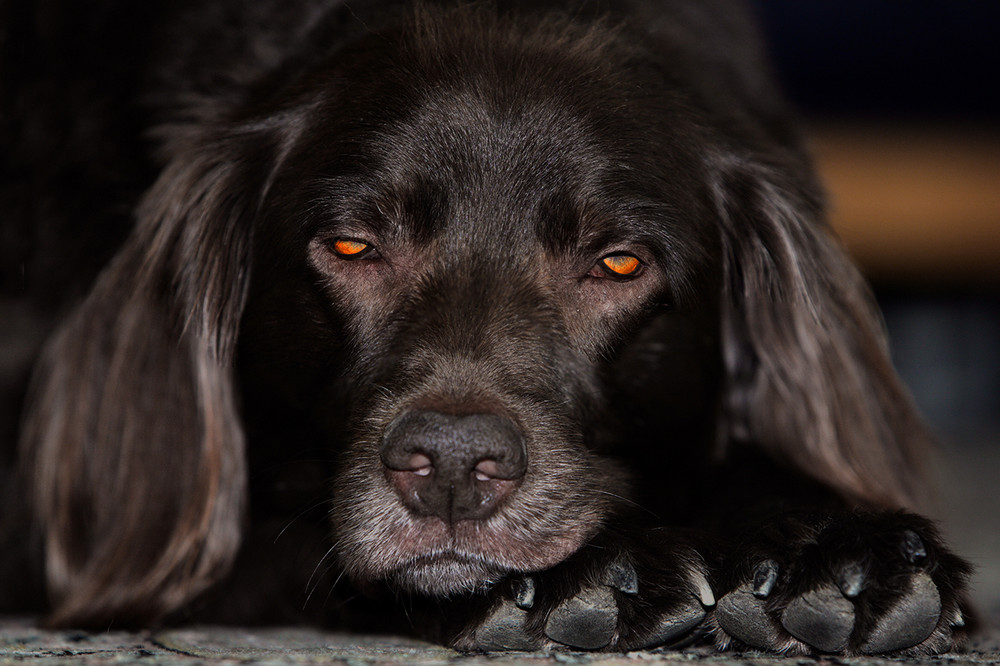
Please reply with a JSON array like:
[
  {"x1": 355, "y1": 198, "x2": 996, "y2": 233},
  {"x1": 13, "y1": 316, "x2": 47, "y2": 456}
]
[{"x1": 748, "y1": 0, "x2": 1000, "y2": 121}]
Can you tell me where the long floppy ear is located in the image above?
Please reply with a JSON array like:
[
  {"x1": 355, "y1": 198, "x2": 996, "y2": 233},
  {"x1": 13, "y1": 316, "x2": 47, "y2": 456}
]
[
  {"x1": 713, "y1": 153, "x2": 931, "y2": 511},
  {"x1": 20, "y1": 129, "x2": 263, "y2": 627}
]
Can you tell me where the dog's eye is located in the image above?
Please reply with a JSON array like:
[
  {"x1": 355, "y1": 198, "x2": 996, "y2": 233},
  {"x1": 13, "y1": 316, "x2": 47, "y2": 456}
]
[
  {"x1": 329, "y1": 238, "x2": 376, "y2": 259},
  {"x1": 596, "y1": 253, "x2": 643, "y2": 278}
]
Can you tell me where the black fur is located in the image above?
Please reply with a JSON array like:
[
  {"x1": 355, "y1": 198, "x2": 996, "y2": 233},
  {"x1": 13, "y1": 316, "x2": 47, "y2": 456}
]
[{"x1": 1, "y1": 0, "x2": 971, "y2": 655}]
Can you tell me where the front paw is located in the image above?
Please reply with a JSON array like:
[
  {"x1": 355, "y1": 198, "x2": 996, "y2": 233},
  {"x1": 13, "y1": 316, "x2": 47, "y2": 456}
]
[
  {"x1": 715, "y1": 511, "x2": 971, "y2": 655},
  {"x1": 453, "y1": 533, "x2": 715, "y2": 651}
]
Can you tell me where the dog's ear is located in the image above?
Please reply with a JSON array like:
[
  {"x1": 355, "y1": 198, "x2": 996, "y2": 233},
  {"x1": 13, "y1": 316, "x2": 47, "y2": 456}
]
[
  {"x1": 713, "y1": 153, "x2": 931, "y2": 511},
  {"x1": 20, "y1": 128, "x2": 267, "y2": 626}
]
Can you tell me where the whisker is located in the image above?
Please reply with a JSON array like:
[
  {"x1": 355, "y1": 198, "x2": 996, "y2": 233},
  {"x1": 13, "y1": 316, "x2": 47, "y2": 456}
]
[
  {"x1": 591, "y1": 489, "x2": 660, "y2": 519},
  {"x1": 303, "y1": 542, "x2": 341, "y2": 605},
  {"x1": 275, "y1": 498, "x2": 331, "y2": 543}
]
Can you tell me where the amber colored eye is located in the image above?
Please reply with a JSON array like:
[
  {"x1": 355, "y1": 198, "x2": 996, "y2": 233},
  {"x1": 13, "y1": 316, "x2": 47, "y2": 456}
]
[
  {"x1": 600, "y1": 253, "x2": 642, "y2": 277},
  {"x1": 330, "y1": 238, "x2": 374, "y2": 258}
]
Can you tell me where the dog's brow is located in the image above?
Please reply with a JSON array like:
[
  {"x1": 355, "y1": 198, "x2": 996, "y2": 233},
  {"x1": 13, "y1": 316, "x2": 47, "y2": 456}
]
[
  {"x1": 302, "y1": 172, "x2": 450, "y2": 243},
  {"x1": 535, "y1": 190, "x2": 581, "y2": 254},
  {"x1": 537, "y1": 190, "x2": 680, "y2": 258},
  {"x1": 395, "y1": 177, "x2": 449, "y2": 244},
  {"x1": 299, "y1": 177, "x2": 375, "y2": 232},
  {"x1": 298, "y1": 179, "x2": 388, "y2": 237}
]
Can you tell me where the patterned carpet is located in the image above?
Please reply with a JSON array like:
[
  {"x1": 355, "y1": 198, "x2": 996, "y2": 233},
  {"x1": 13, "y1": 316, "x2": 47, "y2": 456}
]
[{"x1": 1, "y1": 620, "x2": 998, "y2": 665}]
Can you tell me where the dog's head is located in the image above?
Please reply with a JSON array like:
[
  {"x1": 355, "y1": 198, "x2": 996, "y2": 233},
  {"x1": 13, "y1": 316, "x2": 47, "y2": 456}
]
[
  {"x1": 241, "y1": 11, "x2": 728, "y2": 597},
  {"x1": 22, "y1": 5, "x2": 929, "y2": 625}
]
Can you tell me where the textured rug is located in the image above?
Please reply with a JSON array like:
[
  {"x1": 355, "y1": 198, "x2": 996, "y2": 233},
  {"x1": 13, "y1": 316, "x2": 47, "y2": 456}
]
[{"x1": 2, "y1": 619, "x2": 998, "y2": 665}]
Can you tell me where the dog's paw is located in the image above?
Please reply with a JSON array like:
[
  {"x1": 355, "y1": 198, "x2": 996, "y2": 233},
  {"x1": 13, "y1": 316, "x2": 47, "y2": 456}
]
[
  {"x1": 714, "y1": 511, "x2": 972, "y2": 656},
  {"x1": 455, "y1": 534, "x2": 715, "y2": 651}
]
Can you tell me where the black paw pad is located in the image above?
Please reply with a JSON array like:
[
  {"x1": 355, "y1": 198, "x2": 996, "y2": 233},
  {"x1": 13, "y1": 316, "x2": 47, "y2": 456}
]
[
  {"x1": 473, "y1": 598, "x2": 539, "y2": 651},
  {"x1": 544, "y1": 585, "x2": 618, "y2": 649},
  {"x1": 716, "y1": 584, "x2": 783, "y2": 650},
  {"x1": 781, "y1": 585, "x2": 855, "y2": 652},
  {"x1": 632, "y1": 598, "x2": 706, "y2": 649},
  {"x1": 860, "y1": 572, "x2": 941, "y2": 654}
]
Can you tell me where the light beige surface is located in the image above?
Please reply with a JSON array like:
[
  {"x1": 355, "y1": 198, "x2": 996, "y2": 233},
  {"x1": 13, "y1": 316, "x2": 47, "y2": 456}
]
[{"x1": 812, "y1": 124, "x2": 1000, "y2": 282}]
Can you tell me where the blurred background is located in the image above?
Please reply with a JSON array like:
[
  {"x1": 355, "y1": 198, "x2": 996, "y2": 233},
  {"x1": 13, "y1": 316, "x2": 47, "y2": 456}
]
[{"x1": 747, "y1": 0, "x2": 1000, "y2": 618}]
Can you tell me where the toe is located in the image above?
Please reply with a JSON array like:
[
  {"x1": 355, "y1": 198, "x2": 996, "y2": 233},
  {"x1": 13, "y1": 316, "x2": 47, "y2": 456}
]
[
  {"x1": 630, "y1": 598, "x2": 705, "y2": 649},
  {"x1": 859, "y1": 572, "x2": 941, "y2": 654},
  {"x1": 781, "y1": 585, "x2": 855, "y2": 652},
  {"x1": 544, "y1": 584, "x2": 618, "y2": 649},
  {"x1": 716, "y1": 584, "x2": 784, "y2": 650},
  {"x1": 473, "y1": 597, "x2": 540, "y2": 651}
]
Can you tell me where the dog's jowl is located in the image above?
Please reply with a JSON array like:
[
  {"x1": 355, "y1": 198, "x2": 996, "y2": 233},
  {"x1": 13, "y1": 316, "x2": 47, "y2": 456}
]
[{"x1": 1, "y1": 0, "x2": 971, "y2": 656}]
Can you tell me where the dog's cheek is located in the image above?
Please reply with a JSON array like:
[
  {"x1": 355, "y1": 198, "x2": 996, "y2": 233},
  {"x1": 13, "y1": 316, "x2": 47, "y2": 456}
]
[
  {"x1": 306, "y1": 240, "x2": 411, "y2": 362},
  {"x1": 490, "y1": 437, "x2": 630, "y2": 563},
  {"x1": 328, "y1": 441, "x2": 421, "y2": 580}
]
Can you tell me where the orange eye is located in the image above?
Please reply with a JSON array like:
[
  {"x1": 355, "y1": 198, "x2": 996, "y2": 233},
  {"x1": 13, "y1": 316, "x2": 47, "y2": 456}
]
[
  {"x1": 331, "y1": 238, "x2": 373, "y2": 258},
  {"x1": 600, "y1": 253, "x2": 642, "y2": 277}
]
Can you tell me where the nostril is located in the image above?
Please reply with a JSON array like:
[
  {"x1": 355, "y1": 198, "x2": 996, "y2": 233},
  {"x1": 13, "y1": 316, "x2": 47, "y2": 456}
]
[
  {"x1": 473, "y1": 459, "x2": 501, "y2": 481},
  {"x1": 406, "y1": 452, "x2": 433, "y2": 476}
]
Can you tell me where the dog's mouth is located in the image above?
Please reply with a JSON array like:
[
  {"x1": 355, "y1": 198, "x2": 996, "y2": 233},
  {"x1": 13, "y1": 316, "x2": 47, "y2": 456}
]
[
  {"x1": 391, "y1": 551, "x2": 508, "y2": 596},
  {"x1": 339, "y1": 508, "x2": 599, "y2": 597},
  {"x1": 331, "y1": 413, "x2": 624, "y2": 597}
]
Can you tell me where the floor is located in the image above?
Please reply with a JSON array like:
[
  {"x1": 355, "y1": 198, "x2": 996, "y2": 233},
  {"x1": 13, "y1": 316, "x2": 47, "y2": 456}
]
[{"x1": 1, "y1": 620, "x2": 999, "y2": 665}]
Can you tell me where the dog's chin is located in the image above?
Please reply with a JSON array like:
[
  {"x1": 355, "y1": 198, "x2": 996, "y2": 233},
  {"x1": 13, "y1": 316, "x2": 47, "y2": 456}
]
[{"x1": 390, "y1": 553, "x2": 508, "y2": 596}]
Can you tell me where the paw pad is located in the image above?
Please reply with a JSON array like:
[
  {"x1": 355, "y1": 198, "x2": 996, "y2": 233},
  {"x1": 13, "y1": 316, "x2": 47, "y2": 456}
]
[
  {"x1": 544, "y1": 584, "x2": 618, "y2": 649},
  {"x1": 718, "y1": 569, "x2": 944, "y2": 655},
  {"x1": 716, "y1": 584, "x2": 782, "y2": 650},
  {"x1": 633, "y1": 598, "x2": 706, "y2": 649},
  {"x1": 859, "y1": 572, "x2": 940, "y2": 654},
  {"x1": 781, "y1": 585, "x2": 854, "y2": 652},
  {"x1": 472, "y1": 554, "x2": 712, "y2": 652},
  {"x1": 473, "y1": 597, "x2": 540, "y2": 651}
]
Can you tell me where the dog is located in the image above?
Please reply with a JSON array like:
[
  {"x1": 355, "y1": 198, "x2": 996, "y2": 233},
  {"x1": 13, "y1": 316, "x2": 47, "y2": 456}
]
[{"x1": 0, "y1": 0, "x2": 971, "y2": 655}]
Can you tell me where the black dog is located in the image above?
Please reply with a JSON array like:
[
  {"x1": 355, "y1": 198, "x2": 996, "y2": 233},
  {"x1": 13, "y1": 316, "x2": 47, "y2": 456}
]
[{"x1": 0, "y1": 0, "x2": 971, "y2": 655}]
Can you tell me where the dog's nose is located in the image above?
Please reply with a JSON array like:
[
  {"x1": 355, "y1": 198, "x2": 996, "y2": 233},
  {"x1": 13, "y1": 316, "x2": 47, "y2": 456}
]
[{"x1": 380, "y1": 411, "x2": 527, "y2": 523}]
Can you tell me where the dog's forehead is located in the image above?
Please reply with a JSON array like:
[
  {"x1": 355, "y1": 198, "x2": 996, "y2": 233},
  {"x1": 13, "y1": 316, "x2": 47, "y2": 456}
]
[
  {"x1": 284, "y1": 21, "x2": 714, "y2": 271},
  {"x1": 371, "y1": 87, "x2": 613, "y2": 248}
]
